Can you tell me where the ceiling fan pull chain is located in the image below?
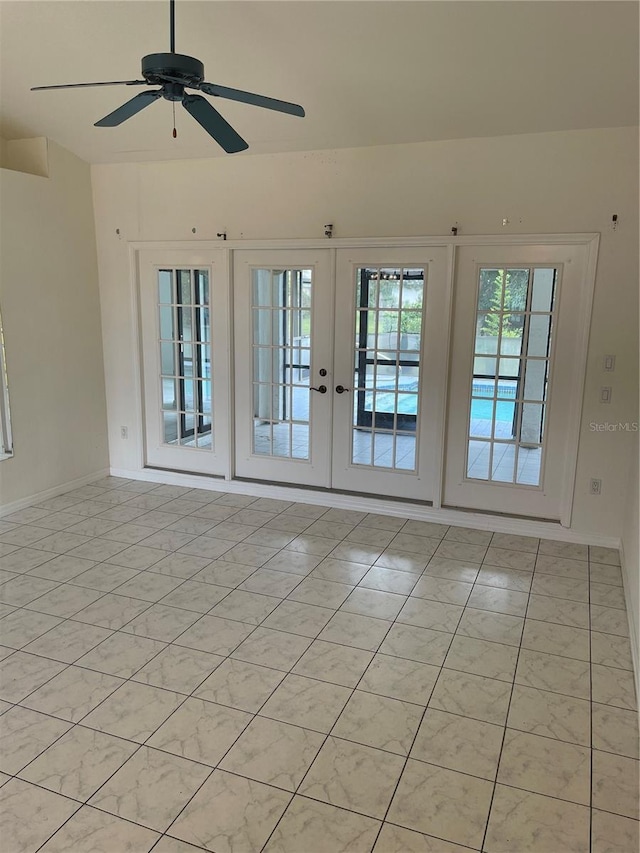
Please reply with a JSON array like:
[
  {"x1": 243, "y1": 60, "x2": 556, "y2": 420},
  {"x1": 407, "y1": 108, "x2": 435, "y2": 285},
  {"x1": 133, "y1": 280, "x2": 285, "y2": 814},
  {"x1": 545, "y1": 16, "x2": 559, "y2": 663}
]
[{"x1": 172, "y1": 101, "x2": 177, "y2": 138}]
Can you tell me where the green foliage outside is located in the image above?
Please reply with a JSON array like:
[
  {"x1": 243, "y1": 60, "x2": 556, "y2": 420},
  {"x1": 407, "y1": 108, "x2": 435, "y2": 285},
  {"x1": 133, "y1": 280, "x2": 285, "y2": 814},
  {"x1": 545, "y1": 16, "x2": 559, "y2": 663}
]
[{"x1": 479, "y1": 269, "x2": 529, "y2": 338}]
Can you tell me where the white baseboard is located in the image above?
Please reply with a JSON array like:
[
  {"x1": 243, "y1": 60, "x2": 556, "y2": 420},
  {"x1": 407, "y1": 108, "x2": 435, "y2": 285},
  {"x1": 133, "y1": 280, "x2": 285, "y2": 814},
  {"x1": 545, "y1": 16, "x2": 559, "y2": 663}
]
[
  {"x1": 619, "y1": 540, "x2": 640, "y2": 702},
  {"x1": 109, "y1": 466, "x2": 621, "y2": 549},
  {"x1": 0, "y1": 468, "x2": 110, "y2": 518}
]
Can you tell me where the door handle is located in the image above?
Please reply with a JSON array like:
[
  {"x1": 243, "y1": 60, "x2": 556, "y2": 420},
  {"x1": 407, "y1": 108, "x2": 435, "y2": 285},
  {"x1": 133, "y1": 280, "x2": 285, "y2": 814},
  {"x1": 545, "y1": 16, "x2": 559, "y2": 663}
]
[
  {"x1": 335, "y1": 385, "x2": 350, "y2": 394},
  {"x1": 310, "y1": 385, "x2": 327, "y2": 394}
]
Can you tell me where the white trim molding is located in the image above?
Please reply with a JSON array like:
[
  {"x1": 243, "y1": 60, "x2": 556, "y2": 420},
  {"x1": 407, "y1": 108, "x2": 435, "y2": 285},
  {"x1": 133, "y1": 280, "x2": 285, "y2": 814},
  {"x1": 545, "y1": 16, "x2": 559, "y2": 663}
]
[{"x1": 0, "y1": 468, "x2": 110, "y2": 518}]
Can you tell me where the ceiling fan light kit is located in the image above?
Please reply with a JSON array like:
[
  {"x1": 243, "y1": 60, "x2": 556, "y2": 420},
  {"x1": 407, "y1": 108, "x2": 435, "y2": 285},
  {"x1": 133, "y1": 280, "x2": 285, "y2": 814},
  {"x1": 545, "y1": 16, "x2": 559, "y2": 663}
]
[{"x1": 31, "y1": 0, "x2": 305, "y2": 153}]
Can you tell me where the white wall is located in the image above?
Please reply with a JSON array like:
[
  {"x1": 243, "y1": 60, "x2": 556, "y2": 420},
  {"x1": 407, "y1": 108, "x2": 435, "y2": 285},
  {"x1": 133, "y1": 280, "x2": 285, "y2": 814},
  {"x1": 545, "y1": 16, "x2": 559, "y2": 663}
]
[
  {"x1": 0, "y1": 140, "x2": 109, "y2": 507},
  {"x1": 91, "y1": 125, "x2": 639, "y2": 541}
]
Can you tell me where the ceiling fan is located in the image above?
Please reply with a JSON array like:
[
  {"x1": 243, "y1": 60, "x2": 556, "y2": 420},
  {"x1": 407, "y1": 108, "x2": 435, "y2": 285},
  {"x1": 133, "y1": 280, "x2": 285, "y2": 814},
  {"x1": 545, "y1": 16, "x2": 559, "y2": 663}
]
[{"x1": 31, "y1": 0, "x2": 305, "y2": 153}]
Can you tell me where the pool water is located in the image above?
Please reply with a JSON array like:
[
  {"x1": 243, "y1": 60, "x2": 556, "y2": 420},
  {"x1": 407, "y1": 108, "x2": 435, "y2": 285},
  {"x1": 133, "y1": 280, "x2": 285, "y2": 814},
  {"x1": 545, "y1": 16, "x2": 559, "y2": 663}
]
[{"x1": 366, "y1": 382, "x2": 515, "y2": 422}]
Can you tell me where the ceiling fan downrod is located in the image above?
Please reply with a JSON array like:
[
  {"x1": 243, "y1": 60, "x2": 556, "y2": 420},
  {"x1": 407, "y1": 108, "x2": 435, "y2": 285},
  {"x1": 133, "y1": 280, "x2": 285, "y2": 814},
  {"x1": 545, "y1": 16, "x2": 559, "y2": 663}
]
[{"x1": 170, "y1": 0, "x2": 176, "y2": 53}]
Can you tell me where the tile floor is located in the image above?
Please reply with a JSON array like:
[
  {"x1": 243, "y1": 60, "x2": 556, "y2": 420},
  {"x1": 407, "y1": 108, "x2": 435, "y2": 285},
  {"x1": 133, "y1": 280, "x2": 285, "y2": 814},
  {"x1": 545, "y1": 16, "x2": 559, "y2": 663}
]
[{"x1": 0, "y1": 476, "x2": 638, "y2": 853}]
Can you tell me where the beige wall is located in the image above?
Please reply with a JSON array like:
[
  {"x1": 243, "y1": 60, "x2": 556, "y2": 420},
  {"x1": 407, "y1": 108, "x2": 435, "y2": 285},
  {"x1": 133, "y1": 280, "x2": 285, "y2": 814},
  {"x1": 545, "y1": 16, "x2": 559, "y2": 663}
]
[
  {"x1": 0, "y1": 140, "x2": 109, "y2": 506},
  {"x1": 622, "y1": 439, "x2": 639, "y2": 679},
  {"x1": 92, "y1": 125, "x2": 639, "y2": 541}
]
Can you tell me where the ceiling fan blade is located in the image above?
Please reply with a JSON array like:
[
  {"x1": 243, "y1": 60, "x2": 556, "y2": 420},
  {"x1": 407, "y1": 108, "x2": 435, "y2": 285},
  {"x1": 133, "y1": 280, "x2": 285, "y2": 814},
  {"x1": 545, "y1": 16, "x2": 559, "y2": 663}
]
[
  {"x1": 183, "y1": 94, "x2": 248, "y2": 153},
  {"x1": 198, "y1": 82, "x2": 305, "y2": 117},
  {"x1": 94, "y1": 90, "x2": 163, "y2": 127},
  {"x1": 31, "y1": 80, "x2": 147, "y2": 91}
]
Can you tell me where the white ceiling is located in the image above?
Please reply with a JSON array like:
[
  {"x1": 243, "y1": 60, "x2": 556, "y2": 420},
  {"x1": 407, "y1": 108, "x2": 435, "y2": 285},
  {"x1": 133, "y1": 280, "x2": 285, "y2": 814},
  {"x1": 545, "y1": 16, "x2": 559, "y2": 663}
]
[{"x1": 0, "y1": 1, "x2": 637, "y2": 164}]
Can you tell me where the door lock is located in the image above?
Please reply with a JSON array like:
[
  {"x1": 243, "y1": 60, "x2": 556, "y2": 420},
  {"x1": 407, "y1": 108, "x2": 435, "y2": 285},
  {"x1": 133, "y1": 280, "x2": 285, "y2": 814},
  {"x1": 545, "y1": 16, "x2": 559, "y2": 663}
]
[
  {"x1": 319, "y1": 368, "x2": 327, "y2": 377},
  {"x1": 335, "y1": 385, "x2": 350, "y2": 394},
  {"x1": 310, "y1": 385, "x2": 327, "y2": 394}
]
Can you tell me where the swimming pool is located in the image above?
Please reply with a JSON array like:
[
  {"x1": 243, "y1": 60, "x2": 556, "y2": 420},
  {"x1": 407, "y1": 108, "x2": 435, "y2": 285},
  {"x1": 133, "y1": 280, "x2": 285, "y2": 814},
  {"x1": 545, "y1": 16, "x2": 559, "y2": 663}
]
[{"x1": 366, "y1": 381, "x2": 515, "y2": 422}]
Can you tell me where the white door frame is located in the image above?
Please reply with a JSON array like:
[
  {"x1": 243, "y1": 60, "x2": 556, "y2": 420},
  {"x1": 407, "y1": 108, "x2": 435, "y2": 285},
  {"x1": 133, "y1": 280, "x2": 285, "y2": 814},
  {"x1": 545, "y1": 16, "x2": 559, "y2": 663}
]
[{"x1": 129, "y1": 233, "x2": 598, "y2": 525}]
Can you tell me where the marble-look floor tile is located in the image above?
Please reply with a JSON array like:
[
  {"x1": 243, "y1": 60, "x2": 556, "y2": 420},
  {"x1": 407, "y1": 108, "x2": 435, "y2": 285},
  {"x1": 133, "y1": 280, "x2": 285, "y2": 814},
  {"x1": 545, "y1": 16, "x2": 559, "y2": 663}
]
[
  {"x1": 25, "y1": 583, "x2": 105, "y2": 618},
  {"x1": 590, "y1": 582, "x2": 626, "y2": 610},
  {"x1": 133, "y1": 645, "x2": 223, "y2": 694},
  {"x1": 467, "y1": 585, "x2": 528, "y2": 617},
  {"x1": 332, "y1": 689, "x2": 423, "y2": 755},
  {"x1": 77, "y1": 631, "x2": 166, "y2": 678},
  {"x1": 592, "y1": 703, "x2": 639, "y2": 758},
  {"x1": 490, "y1": 532, "x2": 539, "y2": 554},
  {"x1": 538, "y1": 540, "x2": 588, "y2": 561},
  {"x1": 21, "y1": 665, "x2": 124, "y2": 722},
  {"x1": 330, "y1": 542, "x2": 384, "y2": 565},
  {"x1": 89, "y1": 746, "x2": 211, "y2": 832},
  {"x1": 287, "y1": 577, "x2": 354, "y2": 608},
  {"x1": 208, "y1": 589, "x2": 281, "y2": 625},
  {"x1": 0, "y1": 706, "x2": 71, "y2": 774},
  {"x1": 358, "y1": 566, "x2": 419, "y2": 594},
  {"x1": 260, "y1": 674, "x2": 351, "y2": 733},
  {"x1": 108, "y1": 545, "x2": 171, "y2": 570},
  {"x1": 590, "y1": 563, "x2": 623, "y2": 586},
  {"x1": 292, "y1": 640, "x2": 374, "y2": 688},
  {"x1": 311, "y1": 557, "x2": 370, "y2": 585},
  {"x1": 69, "y1": 562, "x2": 140, "y2": 592},
  {"x1": 591, "y1": 663, "x2": 637, "y2": 710},
  {"x1": 411, "y1": 708, "x2": 503, "y2": 780},
  {"x1": 507, "y1": 684, "x2": 590, "y2": 746},
  {"x1": 429, "y1": 669, "x2": 512, "y2": 725},
  {"x1": 409, "y1": 575, "x2": 472, "y2": 605},
  {"x1": 195, "y1": 658, "x2": 286, "y2": 712},
  {"x1": 388, "y1": 759, "x2": 493, "y2": 848},
  {"x1": 444, "y1": 635, "x2": 518, "y2": 682},
  {"x1": 423, "y1": 557, "x2": 480, "y2": 584},
  {"x1": 318, "y1": 611, "x2": 392, "y2": 651},
  {"x1": 379, "y1": 623, "x2": 453, "y2": 666},
  {"x1": 121, "y1": 602, "x2": 201, "y2": 642},
  {"x1": 148, "y1": 697, "x2": 251, "y2": 765},
  {"x1": 591, "y1": 809, "x2": 640, "y2": 853},
  {"x1": 397, "y1": 598, "x2": 463, "y2": 633},
  {"x1": 111, "y1": 571, "x2": 183, "y2": 601},
  {"x1": 67, "y1": 538, "x2": 130, "y2": 563},
  {"x1": 0, "y1": 546, "x2": 56, "y2": 574},
  {"x1": 483, "y1": 547, "x2": 536, "y2": 571},
  {"x1": 238, "y1": 569, "x2": 304, "y2": 598},
  {"x1": 0, "y1": 608, "x2": 63, "y2": 649},
  {"x1": 0, "y1": 778, "x2": 79, "y2": 853},
  {"x1": 0, "y1": 573, "x2": 60, "y2": 606},
  {"x1": 231, "y1": 627, "x2": 311, "y2": 670},
  {"x1": 263, "y1": 551, "x2": 323, "y2": 576},
  {"x1": 175, "y1": 614, "x2": 254, "y2": 656},
  {"x1": 484, "y1": 784, "x2": 589, "y2": 853},
  {"x1": 154, "y1": 834, "x2": 207, "y2": 852},
  {"x1": 82, "y1": 681, "x2": 184, "y2": 742},
  {"x1": 591, "y1": 632, "x2": 634, "y2": 671},
  {"x1": 529, "y1": 573, "x2": 589, "y2": 602},
  {"x1": 169, "y1": 769, "x2": 291, "y2": 853},
  {"x1": 300, "y1": 736, "x2": 405, "y2": 819},
  {"x1": 219, "y1": 542, "x2": 279, "y2": 568},
  {"x1": 591, "y1": 604, "x2": 630, "y2": 637},
  {"x1": 19, "y1": 725, "x2": 137, "y2": 800},
  {"x1": 346, "y1": 525, "x2": 396, "y2": 549},
  {"x1": 497, "y1": 729, "x2": 590, "y2": 805},
  {"x1": 261, "y1": 600, "x2": 334, "y2": 638},
  {"x1": 444, "y1": 526, "x2": 492, "y2": 546},
  {"x1": 24, "y1": 620, "x2": 113, "y2": 663},
  {"x1": 341, "y1": 587, "x2": 407, "y2": 620},
  {"x1": 219, "y1": 716, "x2": 324, "y2": 791},
  {"x1": 456, "y1": 607, "x2": 523, "y2": 647},
  {"x1": 28, "y1": 554, "x2": 96, "y2": 583},
  {"x1": 264, "y1": 795, "x2": 381, "y2": 853},
  {"x1": 401, "y1": 520, "x2": 448, "y2": 539},
  {"x1": 592, "y1": 750, "x2": 640, "y2": 819},
  {"x1": 526, "y1": 594, "x2": 589, "y2": 629},
  {"x1": 521, "y1": 619, "x2": 590, "y2": 661},
  {"x1": 434, "y1": 541, "x2": 487, "y2": 564},
  {"x1": 39, "y1": 805, "x2": 160, "y2": 853},
  {"x1": 150, "y1": 552, "x2": 210, "y2": 579},
  {"x1": 358, "y1": 653, "x2": 439, "y2": 705},
  {"x1": 286, "y1": 534, "x2": 340, "y2": 557},
  {"x1": 534, "y1": 554, "x2": 589, "y2": 579},
  {"x1": 515, "y1": 649, "x2": 591, "y2": 700},
  {"x1": 375, "y1": 549, "x2": 429, "y2": 574},
  {"x1": 73, "y1": 593, "x2": 152, "y2": 630},
  {"x1": 0, "y1": 651, "x2": 66, "y2": 702},
  {"x1": 475, "y1": 565, "x2": 532, "y2": 593},
  {"x1": 159, "y1": 580, "x2": 231, "y2": 613},
  {"x1": 589, "y1": 546, "x2": 621, "y2": 566}
]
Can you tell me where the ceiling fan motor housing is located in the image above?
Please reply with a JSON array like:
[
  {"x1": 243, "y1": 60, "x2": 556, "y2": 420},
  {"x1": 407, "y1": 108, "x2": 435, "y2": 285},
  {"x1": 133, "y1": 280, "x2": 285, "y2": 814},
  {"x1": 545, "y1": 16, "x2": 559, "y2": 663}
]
[{"x1": 142, "y1": 53, "x2": 204, "y2": 87}]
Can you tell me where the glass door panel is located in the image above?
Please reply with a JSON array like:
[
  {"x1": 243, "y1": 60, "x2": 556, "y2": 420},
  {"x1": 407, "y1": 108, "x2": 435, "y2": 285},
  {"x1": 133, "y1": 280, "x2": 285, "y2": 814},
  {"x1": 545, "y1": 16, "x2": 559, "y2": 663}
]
[
  {"x1": 234, "y1": 250, "x2": 333, "y2": 488},
  {"x1": 138, "y1": 248, "x2": 229, "y2": 476},
  {"x1": 332, "y1": 248, "x2": 450, "y2": 502},
  {"x1": 445, "y1": 243, "x2": 594, "y2": 520}
]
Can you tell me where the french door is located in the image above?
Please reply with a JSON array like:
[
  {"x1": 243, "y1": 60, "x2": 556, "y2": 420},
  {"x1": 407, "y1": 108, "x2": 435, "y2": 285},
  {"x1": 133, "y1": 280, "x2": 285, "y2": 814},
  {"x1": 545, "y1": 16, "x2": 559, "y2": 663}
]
[
  {"x1": 444, "y1": 243, "x2": 592, "y2": 520},
  {"x1": 233, "y1": 248, "x2": 449, "y2": 500},
  {"x1": 138, "y1": 248, "x2": 230, "y2": 475}
]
